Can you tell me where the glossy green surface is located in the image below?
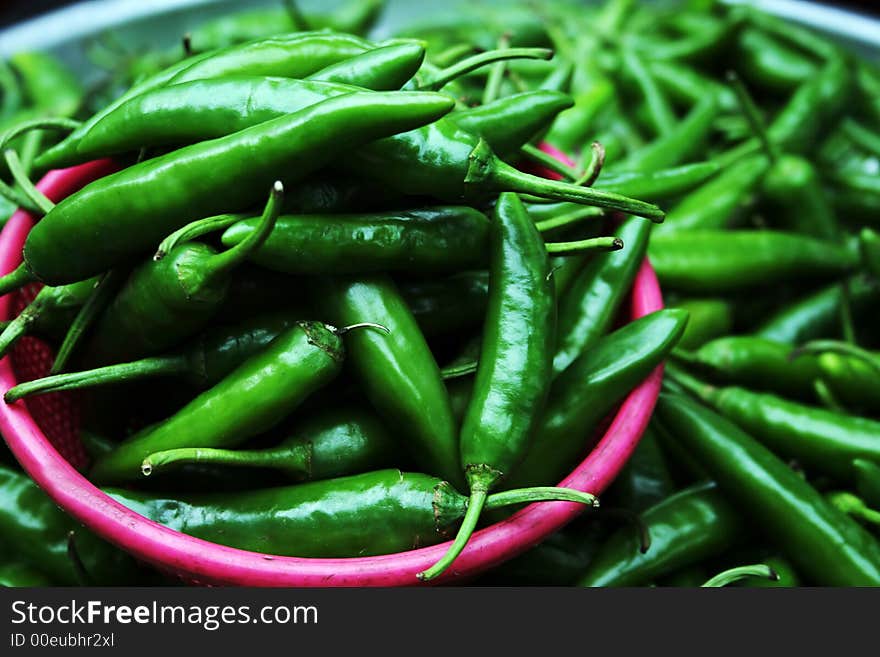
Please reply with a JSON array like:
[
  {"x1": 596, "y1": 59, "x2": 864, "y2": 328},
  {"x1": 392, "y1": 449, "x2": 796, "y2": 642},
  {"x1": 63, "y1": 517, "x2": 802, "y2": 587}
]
[
  {"x1": 222, "y1": 207, "x2": 489, "y2": 275},
  {"x1": 656, "y1": 393, "x2": 880, "y2": 586},
  {"x1": 90, "y1": 322, "x2": 343, "y2": 484},
  {"x1": 578, "y1": 483, "x2": 743, "y2": 587}
]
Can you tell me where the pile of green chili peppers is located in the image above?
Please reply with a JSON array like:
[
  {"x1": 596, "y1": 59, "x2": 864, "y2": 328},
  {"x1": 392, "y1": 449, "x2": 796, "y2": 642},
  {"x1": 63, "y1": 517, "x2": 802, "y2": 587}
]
[{"x1": 1, "y1": 0, "x2": 879, "y2": 587}]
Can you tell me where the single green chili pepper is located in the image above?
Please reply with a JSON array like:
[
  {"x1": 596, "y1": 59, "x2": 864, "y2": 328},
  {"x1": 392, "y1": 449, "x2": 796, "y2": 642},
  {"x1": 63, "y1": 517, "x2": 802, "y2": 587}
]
[
  {"x1": 648, "y1": 60, "x2": 738, "y2": 112},
  {"x1": 315, "y1": 275, "x2": 461, "y2": 486},
  {"x1": 89, "y1": 321, "x2": 346, "y2": 484},
  {"x1": 450, "y1": 91, "x2": 573, "y2": 157},
  {"x1": 733, "y1": 27, "x2": 818, "y2": 93},
  {"x1": 613, "y1": 95, "x2": 718, "y2": 173},
  {"x1": 510, "y1": 308, "x2": 688, "y2": 489},
  {"x1": 854, "y1": 459, "x2": 880, "y2": 510},
  {"x1": 592, "y1": 161, "x2": 721, "y2": 203},
  {"x1": 109, "y1": 468, "x2": 594, "y2": 559},
  {"x1": 674, "y1": 336, "x2": 823, "y2": 400},
  {"x1": 0, "y1": 90, "x2": 455, "y2": 294},
  {"x1": 815, "y1": 352, "x2": 880, "y2": 414},
  {"x1": 142, "y1": 404, "x2": 396, "y2": 481},
  {"x1": 755, "y1": 276, "x2": 880, "y2": 345},
  {"x1": 81, "y1": 182, "x2": 281, "y2": 366},
  {"x1": 653, "y1": 154, "x2": 767, "y2": 235},
  {"x1": 419, "y1": 192, "x2": 565, "y2": 581},
  {"x1": 668, "y1": 365, "x2": 880, "y2": 483},
  {"x1": 0, "y1": 278, "x2": 97, "y2": 358},
  {"x1": 577, "y1": 482, "x2": 744, "y2": 587},
  {"x1": 729, "y1": 71, "x2": 837, "y2": 239},
  {"x1": 398, "y1": 271, "x2": 488, "y2": 338},
  {"x1": 553, "y1": 216, "x2": 651, "y2": 375},
  {"x1": 220, "y1": 206, "x2": 489, "y2": 275},
  {"x1": 0, "y1": 464, "x2": 144, "y2": 585},
  {"x1": 742, "y1": 6, "x2": 839, "y2": 60},
  {"x1": 649, "y1": 230, "x2": 860, "y2": 293},
  {"x1": 608, "y1": 424, "x2": 677, "y2": 514},
  {"x1": 632, "y1": 11, "x2": 739, "y2": 63},
  {"x1": 35, "y1": 31, "x2": 376, "y2": 171},
  {"x1": 671, "y1": 298, "x2": 733, "y2": 350},
  {"x1": 656, "y1": 393, "x2": 880, "y2": 586},
  {"x1": 619, "y1": 49, "x2": 676, "y2": 137},
  {"x1": 4, "y1": 311, "x2": 299, "y2": 402}
]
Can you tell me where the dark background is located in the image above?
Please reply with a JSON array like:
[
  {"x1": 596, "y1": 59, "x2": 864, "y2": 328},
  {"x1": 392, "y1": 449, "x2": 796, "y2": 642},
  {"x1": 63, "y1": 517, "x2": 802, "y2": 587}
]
[{"x1": 1, "y1": 0, "x2": 879, "y2": 29}]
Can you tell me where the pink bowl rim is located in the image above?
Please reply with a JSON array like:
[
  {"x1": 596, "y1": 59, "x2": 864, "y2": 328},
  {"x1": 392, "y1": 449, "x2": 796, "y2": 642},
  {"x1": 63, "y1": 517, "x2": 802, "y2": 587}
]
[{"x1": 0, "y1": 160, "x2": 664, "y2": 586}]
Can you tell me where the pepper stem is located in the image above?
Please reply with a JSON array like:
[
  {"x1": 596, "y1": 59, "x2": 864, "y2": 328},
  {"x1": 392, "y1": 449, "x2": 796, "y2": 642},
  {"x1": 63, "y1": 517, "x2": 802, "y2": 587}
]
[
  {"x1": 726, "y1": 70, "x2": 780, "y2": 163},
  {"x1": 141, "y1": 444, "x2": 311, "y2": 479},
  {"x1": 418, "y1": 47, "x2": 553, "y2": 91},
  {"x1": 520, "y1": 143, "x2": 579, "y2": 180},
  {"x1": 545, "y1": 236, "x2": 623, "y2": 256},
  {"x1": 5, "y1": 149, "x2": 53, "y2": 215},
  {"x1": 701, "y1": 564, "x2": 778, "y2": 587},
  {"x1": 663, "y1": 362, "x2": 716, "y2": 403},
  {"x1": 482, "y1": 34, "x2": 510, "y2": 105},
  {"x1": 573, "y1": 141, "x2": 606, "y2": 187},
  {"x1": 52, "y1": 269, "x2": 125, "y2": 374},
  {"x1": 826, "y1": 491, "x2": 880, "y2": 527},
  {"x1": 0, "y1": 287, "x2": 48, "y2": 358},
  {"x1": 4, "y1": 354, "x2": 187, "y2": 403},
  {"x1": 487, "y1": 156, "x2": 665, "y2": 222},
  {"x1": 417, "y1": 488, "x2": 488, "y2": 582},
  {"x1": 201, "y1": 181, "x2": 283, "y2": 279},
  {"x1": 535, "y1": 207, "x2": 605, "y2": 233},
  {"x1": 484, "y1": 486, "x2": 599, "y2": 509},
  {"x1": 0, "y1": 263, "x2": 37, "y2": 298},
  {"x1": 791, "y1": 340, "x2": 880, "y2": 376},
  {"x1": 154, "y1": 214, "x2": 244, "y2": 261}
]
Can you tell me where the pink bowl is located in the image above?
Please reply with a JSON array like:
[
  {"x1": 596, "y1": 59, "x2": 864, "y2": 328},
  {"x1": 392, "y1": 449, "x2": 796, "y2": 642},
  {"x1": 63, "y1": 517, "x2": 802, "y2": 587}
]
[{"x1": 0, "y1": 158, "x2": 664, "y2": 586}]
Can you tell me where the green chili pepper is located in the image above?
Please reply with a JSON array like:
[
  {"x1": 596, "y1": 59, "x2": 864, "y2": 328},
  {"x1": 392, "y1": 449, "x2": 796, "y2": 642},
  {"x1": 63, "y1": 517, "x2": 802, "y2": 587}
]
[
  {"x1": 10, "y1": 51, "x2": 83, "y2": 118},
  {"x1": 546, "y1": 77, "x2": 615, "y2": 154},
  {"x1": 74, "y1": 62, "x2": 424, "y2": 163},
  {"x1": 0, "y1": 91, "x2": 455, "y2": 294},
  {"x1": 109, "y1": 468, "x2": 594, "y2": 559},
  {"x1": 619, "y1": 49, "x2": 676, "y2": 137},
  {"x1": 815, "y1": 352, "x2": 880, "y2": 414},
  {"x1": 0, "y1": 464, "x2": 144, "y2": 585},
  {"x1": 729, "y1": 71, "x2": 837, "y2": 239},
  {"x1": 648, "y1": 60, "x2": 738, "y2": 112},
  {"x1": 668, "y1": 365, "x2": 880, "y2": 483},
  {"x1": 671, "y1": 298, "x2": 733, "y2": 350},
  {"x1": 653, "y1": 154, "x2": 767, "y2": 234},
  {"x1": 577, "y1": 482, "x2": 744, "y2": 587},
  {"x1": 398, "y1": 271, "x2": 488, "y2": 338},
  {"x1": 4, "y1": 312, "x2": 300, "y2": 402},
  {"x1": 221, "y1": 206, "x2": 489, "y2": 275},
  {"x1": 614, "y1": 95, "x2": 718, "y2": 172},
  {"x1": 142, "y1": 405, "x2": 396, "y2": 481},
  {"x1": 733, "y1": 27, "x2": 817, "y2": 93},
  {"x1": 0, "y1": 278, "x2": 97, "y2": 358},
  {"x1": 656, "y1": 393, "x2": 880, "y2": 586},
  {"x1": 553, "y1": 217, "x2": 651, "y2": 375},
  {"x1": 511, "y1": 308, "x2": 688, "y2": 489},
  {"x1": 674, "y1": 336, "x2": 822, "y2": 400},
  {"x1": 80, "y1": 183, "x2": 281, "y2": 366},
  {"x1": 315, "y1": 275, "x2": 460, "y2": 486},
  {"x1": 419, "y1": 192, "x2": 565, "y2": 581},
  {"x1": 755, "y1": 276, "x2": 880, "y2": 345},
  {"x1": 35, "y1": 31, "x2": 376, "y2": 171},
  {"x1": 89, "y1": 321, "x2": 346, "y2": 484},
  {"x1": 341, "y1": 120, "x2": 664, "y2": 220},
  {"x1": 649, "y1": 230, "x2": 860, "y2": 292},
  {"x1": 854, "y1": 459, "x2": 880, "y2": 510},
  {"x1": 450, "y1": 91, "x2": 573, "y2": 157}
]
